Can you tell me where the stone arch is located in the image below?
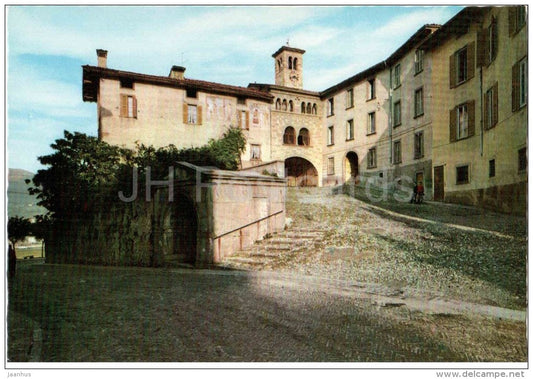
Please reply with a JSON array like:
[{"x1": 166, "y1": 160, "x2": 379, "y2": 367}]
[
  {"x1": 297, "y1": 128, "x2": 310, "y2": 146},
  {"x1": 282, "y1": 99, "x2": 288, "y2": 111},
  {"x1": 312, "y1": 103, "x2": 317, "y2": 115},
  {"x1": 285, "y1": 157, "x2": 318, "y2": 187},
  {"x1": 289, "y1": 100, "x2": 294, "y2": 112},
  {"x1": 306, "y1": 102, "x2": 312, "y2": 114},
  {"x1": 288, "y1": 56, "x2": 293, "y2": 69},
  {"x1": 283, "y1": 126, "x2": 296, "y2": 145},
  {"x1": 344, "y1": 151, "x2": 360, "y2": 184},
  {"x1": 301, "y1": 102, "x2": 306, "y2": 113},
  {"x1": 275, "y1": 98, "x2": 281, "y2": 110},
  {"x1": 293, "y1": 57, "x2": 298, "y2": 70}
]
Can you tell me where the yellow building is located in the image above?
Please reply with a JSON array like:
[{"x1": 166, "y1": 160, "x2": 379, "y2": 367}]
[{"x1": 421, "y1": 6, "x2": 527, "y2": 213}]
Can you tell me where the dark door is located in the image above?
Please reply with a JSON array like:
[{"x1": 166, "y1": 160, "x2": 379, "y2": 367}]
[{"x1": 433, "y1": 165, "x2": 444, "y2": 201}]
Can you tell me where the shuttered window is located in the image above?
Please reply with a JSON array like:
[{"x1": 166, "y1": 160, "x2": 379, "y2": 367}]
[
  {"x1": 327, "y1": 157, "x2": 335, "y2": 175},
  {"x1": 393, "y1": 101, "x2": 401, "y2": 127},
  {"x1": 414, "y1": 131, "x2": 424, "y2": 159},
  {"x1": 512, "y1": 57, "x2": 528, "y2": 112},
  {"x1": 238, "y1": 110, "x2": 249, "y2": 130},
  {"x1": 393, "y1": 140, "x2": 402, "y2": 164},
  {"x1": 414, "y1": 88, "x2": 424, "y2": 117},
  {"x1": 484, "y1": 83, "x2": 498, "y2": 129},
  {"x1": 120, "y1": 95, "x2": 137, "y2": 118},
  {"x1": 450, "y1": 43, "x2": 475, "y2": 88},
  {"x1": 509, "y1": 6, "x2": 526, "y2": 36},
  {"x1": 367, "y1": 148, "x2": 377, "y2": 169},
  {"x1": 450, "y1": 101, "x2": 475, "y2": 142},
  {"x1": 183, "y1": 104, "x2": 203, "y2": 125},
  {"x1": 250, "y1": 144, "x2": 261, "y2": 160}
]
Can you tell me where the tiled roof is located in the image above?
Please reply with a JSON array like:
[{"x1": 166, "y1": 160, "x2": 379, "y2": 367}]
[{"x1": 82, "y1": 65, "x2": 273, "y2": 103}]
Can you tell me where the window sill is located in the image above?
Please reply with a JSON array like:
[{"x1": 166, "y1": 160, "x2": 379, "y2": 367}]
[
  {"x1": 327, "y1": 114, "x2": 335, "y2": 118},
  {"x1": 456, "y1": 181, "x2": 470, "y2": 185},
  {"x1": 345, "y1": 138, "x2": 354, "y2": 142},
  {"x1": 366, "y1": 132, "x2": 376, "y2": 136},
  {"x1": 367, "y1": 166, "x2": 377, "y2": 170},
  {"x1": 393, "y1": 161, "x2": 402, "y2": 165},
  {"x1": 345, "y1": 105, "x2": 354, "y2": 110},
  {"x1": 414, "y1": 113, "x2": 424, "y2": 119},
  {"x1": 414, "y1": 69, "x2": 423, "y2": 77},
  {"x1": 393, "y1": 123, "x2": 402, "y2": 128},
  {"x1": 366, "y1": 97, "x2": 376, "y2": 102},
  {"x1": 393, "y1": 84, "x2": 401, "y2": 90},
  {"x1": 414, "y1": 155, "x2": 424, "y2": 160},
  {"x1": 327, "y1": 144, "x2": 335, "y2": 147}
]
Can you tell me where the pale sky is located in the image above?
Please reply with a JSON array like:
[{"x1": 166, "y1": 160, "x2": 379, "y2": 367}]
[{"x1": 6, "y1": 5, "x2": 463, "y2": 173}]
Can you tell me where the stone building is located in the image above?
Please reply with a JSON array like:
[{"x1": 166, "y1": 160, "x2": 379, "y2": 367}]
[{"x1": 82, "y1": 5, "x2": 527, "y2": 213}]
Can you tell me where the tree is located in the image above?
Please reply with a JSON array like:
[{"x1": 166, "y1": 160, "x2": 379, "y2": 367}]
[{"x1": 7, "y1": 216, "x2": 31, "y2": 249}]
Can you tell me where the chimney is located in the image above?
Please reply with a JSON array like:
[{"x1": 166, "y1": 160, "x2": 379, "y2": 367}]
[
  {"x1": 96, "y1": 49, "x2": 108, "y2": 68},
  {"x1": 169, "y1": 65, "x2": 186, "y2": 80}
]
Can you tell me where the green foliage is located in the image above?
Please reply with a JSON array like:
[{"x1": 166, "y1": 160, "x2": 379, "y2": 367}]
[
  {"x1": 8, "y1": 216, "x2": 31, "y2": 245},
  {"x1": 27, "y1": 128, "x2": 247, "y2": 220}
]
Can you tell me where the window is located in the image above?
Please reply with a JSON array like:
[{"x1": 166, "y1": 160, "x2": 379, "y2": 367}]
[
  {"x1": 289, "y1": 100, "x2": 294, "y2": 112},
  {"x1": 368, "y1": 79, "x2": 376, "y2": 100},
  {"x1": 393, "y1": 101, "x2": 401, "y2": 127},
  {"x1": 120, "y1": 95, "x2": 137, "y2": 118},
  {"x1": 293, "y1": 58, "x2": 298, "y2": 70},
  {"x1": 367, "y1": 112, "x2": 376, "y2": 135},
  {"x1": 283, "y1": 126, "x2": 296, "y2": 145},
  {"x1": 414, "y1": 131, "x2": 424, "y2": 159},
  {"x1": 393, "y1": 64, "x2": 401, "y2": 88},
  {"x1": 288, "y1": 57, "x2": 293, "y2": 70},
  {"x1": 301, "y1": 102, "x2": 306, "y2": 114},
  {"x1": 275, "y1": 99, "x2": 281, "y2": 110},
  {"x1": 282, "y1": 99, "x2": 287, "y2": 111},
  {"x1": 518, "y1": 147, "x2": 527, "y2": 172},
  {"x1": 509, "y1": 6, "x2": 526, "y2": 36},
  {"x1": 456, "y1": 165, "x2": 469, "y2": 185},
  {"x1": 393, "y1": 140, "x2": 402, "y2": 164},
  {"x1": 485, "y1": 83, "x2": 498, "y2": 129},
  {"x1": 250, "y1": 144, "x2": 261, "y2": 160},
  {"x1": 187, "y1": 104, "x2": 197, "y2": 124},
  {"x1": 415, "y1": 49, "x2": 424, "y2": 74},
  {"x1": 450, "y1": 101, "x2": 475, "y2": 142},
  {"x1": 488, "y1": 19, "x2": 498, "y2": 64},
  {"x1": 327, "y1": 157, "x2": 335, "y2": 176},
  {"x1": 456, "y1": 104, "x2": 468, "y2": 140},
  {"x1": 186, "y1": 88, "x2": 197, "y2": 98},
  {"x1": 346, "y1": 119, "x2": 354, "y2": 141},
  {"x1": 183, "y1": 103, "x2": 202, "y2": 125},
  {"x1": 327, "y1": 98, "x2": 334, "y2": 116},
  {"x1": 367, "y1": 148, "x2": 377, "y2": 169},
  {"x1": 312, "y1": 104, "x2": 317, "y2": 115},
  {"x1": 456, "y1": 48, "x2": 468, "y2": 84},
  {"x1": 120, "y1": 78, "x2": 134, "y2": 89},
  {"x1": 327, "y1": 126, "x2": 334, "y2": 146},
  {"x1": 414, "y1": 87, "x2": 424, "y2": 117},
  {"x1": 298, "y1": 128, "x2": 310, "y2": 146},
  {"x1": 346, "y1": 88, "x2": 354, "y2": 109},
  {"x1": 489, "y1": 159, "x2": 496, "y2": 178},
  {"x1": 239, "y1": 110, "x2": 249, "y2": 130},
  {"x1": 307, "y1": 103, "x2": 312, "y2": 114},
  {"x1": 512, "y1": 57, "x2": 527, "y2": 111},
  {"x1": 450, "y1": 43, "x2": 474, "y2": 87}
]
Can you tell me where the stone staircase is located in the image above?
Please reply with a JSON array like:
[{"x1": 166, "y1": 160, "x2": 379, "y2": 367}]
[{"x1": 219, "y1": 227, "x2": 325, "y2": 270}]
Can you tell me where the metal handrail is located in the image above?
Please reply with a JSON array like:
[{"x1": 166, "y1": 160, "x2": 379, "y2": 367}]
[{"x1": 213, "y1": 209, "x2": 284, "y2": 240}]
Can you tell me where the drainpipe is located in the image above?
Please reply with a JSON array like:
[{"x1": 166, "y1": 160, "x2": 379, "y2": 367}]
[
  {"x1": 388, "y1": 64, "x2": 393, "y2": 165},
  {"x1": 480, "y1": 66, "x2": 484, "y2": 157}
]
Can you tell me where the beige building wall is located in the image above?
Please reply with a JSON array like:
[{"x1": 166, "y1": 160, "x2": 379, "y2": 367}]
[
  {"x1": 430, "y1": 6, "x2": 527, "y2": 213},
  {"x1": 97, "y1": 77, "x2": 272, "y2": 167}
]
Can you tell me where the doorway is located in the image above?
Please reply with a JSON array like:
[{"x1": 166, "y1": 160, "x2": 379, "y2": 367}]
[{"x1": 433, "y1": 166, "x2": 444, "y2": 201}]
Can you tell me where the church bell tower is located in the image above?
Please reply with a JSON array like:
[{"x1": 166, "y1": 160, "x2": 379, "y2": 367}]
[{"x1": 272, "y1": 45, "x2": 305, "y2": 89}]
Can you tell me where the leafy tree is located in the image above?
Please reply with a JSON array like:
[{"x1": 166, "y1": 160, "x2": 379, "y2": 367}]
[{"x1": 7, "y1": 216, "x2": 31, "y2": 249}]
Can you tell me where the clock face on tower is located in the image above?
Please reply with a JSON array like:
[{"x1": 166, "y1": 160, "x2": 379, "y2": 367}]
[{"x1": 289, "y1": 70, "x2": 299, "y2": 83}]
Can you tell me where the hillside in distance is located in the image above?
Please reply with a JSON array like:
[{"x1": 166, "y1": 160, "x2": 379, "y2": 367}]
[{"x1": 8, "y1": 169, "x2": 47, "y2": 219}]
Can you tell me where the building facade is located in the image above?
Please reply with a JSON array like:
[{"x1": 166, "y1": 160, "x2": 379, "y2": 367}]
[{"x1": 82, "y1": 5, "x2": 527, "y2": 213}]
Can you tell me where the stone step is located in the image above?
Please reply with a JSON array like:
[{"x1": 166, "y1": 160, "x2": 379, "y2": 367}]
[
  {"x1": 249, "y1": 251, "x2": 283, "y2": 258},
  {"x1": 224, "y1": 256, "x2": 268, "y2": 266}
]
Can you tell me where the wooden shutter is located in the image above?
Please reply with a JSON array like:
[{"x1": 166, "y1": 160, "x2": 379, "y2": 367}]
[
  {"x1": 449, "y1": 108, "x2": 457, "y2": 142},
  {"x1": 492, "y1": 82, "x2": 498, "y2": 126},
  {"x1": 484, "y1": 91, "x2": 489, "y2": 130},
  {"x1": 509, "y1": 6, "x2": 517, "y2": 36},
  {"x1": 132, "y1": 96, "x2": 137, "y2": 118},
  {"x1": 245, "y1": 111, "x2": 250, "y2": 130},
  {"x1": 512, "y1": 61, "x2": 520, "y2": 112},
  {"x1": 197, "y1": 105, "x2": 202, "y2": 125},
  {"x1": 467, "y1": 100, "x2": 475, "y2": 137},
  {"x1": 449, "y1": 53, "x2": 456, "y2": 88},
  {"x1": 466, "y1": 42, "x2": 476, "y2": 81},
  {"x1": 120, "y1": 95, "x2": 128, "y2": 117},
  {"x1": 183, "y1": 103, "x2": 188, "y2": 124},
  {"x1": 476, "y1": 29, "x2": 487, "y2": 67},
  {"x1": 492, "y1": 20, "x2": 498, "y2": 60}
]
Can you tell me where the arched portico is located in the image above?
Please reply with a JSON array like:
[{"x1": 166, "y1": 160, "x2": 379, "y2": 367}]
[
  {"x1": 285, "y1": 156, "x2": 319, "y2": 187},
  {"x1": 344, "y1": 151, "x2": 359, "y2": 184}
]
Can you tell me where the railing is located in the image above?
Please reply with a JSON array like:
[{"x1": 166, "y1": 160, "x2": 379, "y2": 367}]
[{"x1": 213, "y1": 209, "x2": 284, "y2": 240}]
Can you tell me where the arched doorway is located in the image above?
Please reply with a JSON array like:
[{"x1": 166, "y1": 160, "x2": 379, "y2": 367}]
[
  {"x1": 170, "y1": 196, "x2": 198, "y2": 264},
  {"x1": 285, "y1": 157, "x2": 318, "y2": 187},
  {"x1": 345, "y1": 151, "x2": 359, "y2": 183}
]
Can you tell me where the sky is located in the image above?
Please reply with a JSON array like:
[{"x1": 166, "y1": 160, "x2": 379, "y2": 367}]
[{"x1": 6, "y1": 5, "x2": 464, "y2": 173}]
